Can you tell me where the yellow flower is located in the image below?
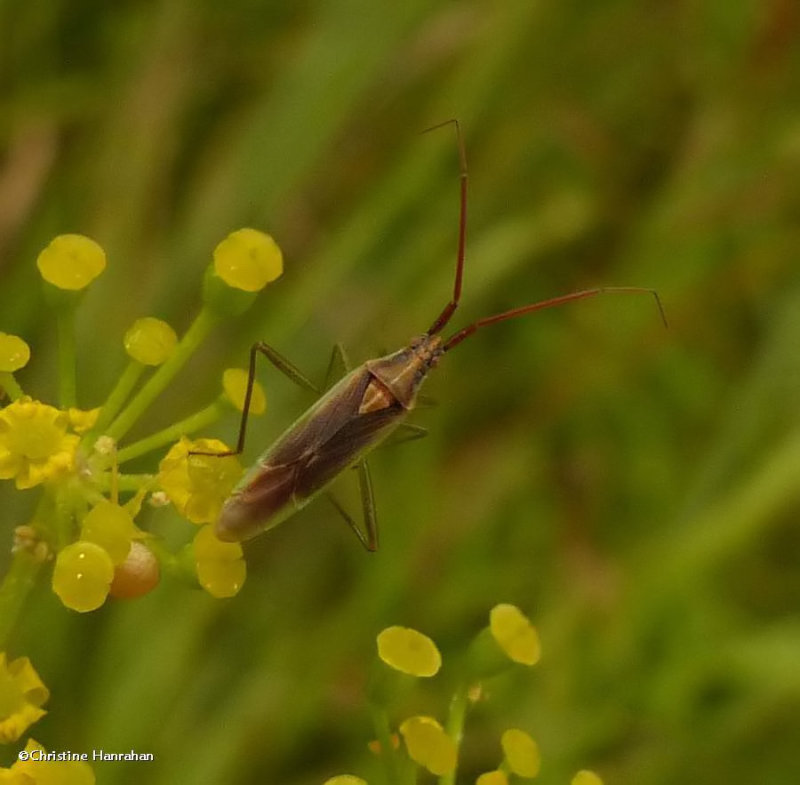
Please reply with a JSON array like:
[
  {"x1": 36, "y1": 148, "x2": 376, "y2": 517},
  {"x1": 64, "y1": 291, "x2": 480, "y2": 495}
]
[
  {"x1": 36, "y1": 234, "x2": 106, "y2": 290},
  {"x1": 489, "y1": 604, "x2": 541, "y2": 666},
  {"x1": 398, "y1": 716, "x2": 456, "y2": 776},
  {"x1": 501, "y1": 728, "x2": 540, "y2": 778},
  {"x1": 0, "y1": 768, "x2": 29, "y2": 784},
  {"x1": 376, "y1": 626, "x2": 441, "y2": 677},
  {"x1": 52, "y1": 541, "x2": 115, "y2": 613},
  {"x1": 0, "y1": 398, "x2": 79, "y2": 489},
  {"x1": 9, "y1": 739, "x2": 95, "y2": 784},
  {"x1": 222, "y1": 368, "x2": 266, "y2": 414},
  {"x1": 0, "y1": 654, "x2": 49, "y2": 744},
  {"x1": 194, "y1": 525, "x2": 246, "y2": 598},
  {"x1": 80, "y1": 500, "x2": 139, "y2": 565},
  {"x1": 124, "y1": 318, "x2": 177, "y2": 365},
  {"x1": 157, "y1": 437, "x2": 242, "y2": 524},
  {"x1": 571, "y1": 770, "x2": 603, "y2": 785},
  {"x1": 66, "y1": 407, "x2": 100, "y2": 435},
  {"x1": 213, "y1": 229, "x2": 283, "y2": 292},
  {"x1": 0, "y1": 333, "x2": 30, "y2": 373},
  {"x1": 476, "y1": 772, "x2": 508, "y2": 785}
]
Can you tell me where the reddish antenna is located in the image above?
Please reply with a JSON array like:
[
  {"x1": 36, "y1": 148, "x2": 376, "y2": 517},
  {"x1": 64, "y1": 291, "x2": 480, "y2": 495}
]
[{"x1": 422, "y1": 119, "x2": 667, "y2": 350}]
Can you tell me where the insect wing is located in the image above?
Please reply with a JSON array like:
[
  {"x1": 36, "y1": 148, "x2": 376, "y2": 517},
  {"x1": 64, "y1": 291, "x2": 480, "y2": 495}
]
[
  {"x1": 296, "y1": 402, "x2": 404, "y2": 498},
  {"x1": 218, "y1": 366, "x2": 404, "y2": 542},
  {"x1": 265, "y1": 367, "x2": 372, "y2": 466},
  {"x1": 217, "y1": 463, "x2": 298, "y2": 542}
]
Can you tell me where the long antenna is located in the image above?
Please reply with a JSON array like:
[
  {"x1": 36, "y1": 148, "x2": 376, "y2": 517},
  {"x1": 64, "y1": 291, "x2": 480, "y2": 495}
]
[
  {"x1": 423, "y1": 119, "x2": 468, "y2": 337},
  {"x1": 420, "y1": 120, "x2": 667, "y2": 350},
  {"x1": 443, "y1": 287, "x2": 668, "y2": 351}
]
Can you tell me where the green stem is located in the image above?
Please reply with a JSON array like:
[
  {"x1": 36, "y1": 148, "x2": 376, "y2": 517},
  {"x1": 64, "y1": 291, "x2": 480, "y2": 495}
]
[
  {"x1": 370, "y1": 703, "x2": 404, "y2": 785},
  {"x1": 116, "y1": 399, "x2": 225, "y2": 464},
  {"x1": 144, "y1": 536, "x2": 179, "y2": 576},
  {"x1": 98, "y1": 472, "x2": 154, "y2": 492},
  {"x1": 439, "y1": 683, "x2": 469, "y2": 785},
  {"x1": 0, "y1": 549, "x2": 44, "y2": 650},
  {"x1": 53, "y1": 485, "x2": 76, "y2": 551},
  {"x1": 0, "y1": 371, "x2": 24, "y2": 401},
  {"x1": 57, "y1": 305, "x2": 77, "y2": 408},
  {"x1": 85, "y1": 359, "x2": 146, "y2": 442},
  {"x1": 106, "y1": 307, "x2": 219, "y2": 442}
]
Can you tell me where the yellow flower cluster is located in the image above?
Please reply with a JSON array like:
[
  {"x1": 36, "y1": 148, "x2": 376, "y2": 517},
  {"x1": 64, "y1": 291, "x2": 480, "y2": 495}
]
[
  {"x1": 0, "y1": 654, "x2": 49, "y2": 744},
  {"x1": 1, "y1": 229, "x2": 285, "y2": 785},
  {"x1": 0, "y1": 399, "x2": 81, "y2": 489},
  {"x1": 49, "y1": 499, "x2": 152, "y2": 612},
  {"x1": 327, "y1": 607, "x2": 603, "y2": 785},
  {"x1": 1, "y1": 228, "x2": 281, "y2": 622},
  {"x1": 364, "y1": 606, "x2": 545, "y2": 781},
  {"x1": 193, "y1": 525, "x2": 246, "y2": 599},
  {"x1": 0, "y1": 657, "x2": 95, "y2": 781},
  {"x1": 158, "y1": 437, "x2": 243, "y2": 525}
]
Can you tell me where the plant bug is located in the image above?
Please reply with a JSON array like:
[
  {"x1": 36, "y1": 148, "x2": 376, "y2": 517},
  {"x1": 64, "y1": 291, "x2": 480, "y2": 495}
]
[{"x1": 203, "y1": 120, "x2": 666, "y2": 550}]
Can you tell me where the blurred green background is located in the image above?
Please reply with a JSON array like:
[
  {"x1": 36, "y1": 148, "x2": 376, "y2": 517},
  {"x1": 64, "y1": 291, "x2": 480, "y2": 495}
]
[{"x1": 2, "y1": 1, "x2": 800, "y2": 783}]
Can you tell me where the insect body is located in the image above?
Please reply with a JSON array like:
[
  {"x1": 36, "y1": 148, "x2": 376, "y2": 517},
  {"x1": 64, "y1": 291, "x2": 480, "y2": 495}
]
[
  {"x1": 217, "y1": 336, "x2": 440, "y2": 545},
  {"x1": 212, "y1": 121, "x2": 665, "y2": 550}
]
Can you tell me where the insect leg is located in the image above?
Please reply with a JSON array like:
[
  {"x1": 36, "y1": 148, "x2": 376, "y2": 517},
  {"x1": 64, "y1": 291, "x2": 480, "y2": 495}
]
[
  {"x1": 357, "y1": 460, "x2": 378, "y2": 551},
  {"x1": 192, "y1": 341, "x2": 319, "y2": 458},
  {"x1": 253, "y1": 341, "x2": 320, "y2": 395},
  {"x1": 229, "y1": 341, "x2": 320, "y2": 455},
  {"x1": 323, "y1": 342, "x2": 351, "y2": 389},
  {"x1": 325, "y1": 464, "x2": 378, "y2": 553},
  {"x1": 383, "y1": 423, "x2": 429, "y2": 447},
  {"x1": 233, "y1": 341, "x2": 324, "y2": 454},
  {"x1": 415, "y1": 393, "x2": 437, "y2": 408},
  {"x1": 322, "y1": 345, "x2": 379, "y2": 549}
]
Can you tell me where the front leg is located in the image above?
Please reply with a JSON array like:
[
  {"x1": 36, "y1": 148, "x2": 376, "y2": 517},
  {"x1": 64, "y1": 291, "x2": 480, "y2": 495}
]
[{"x1": 193, "y1": 341, "x2": 319, "y2": 458}]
